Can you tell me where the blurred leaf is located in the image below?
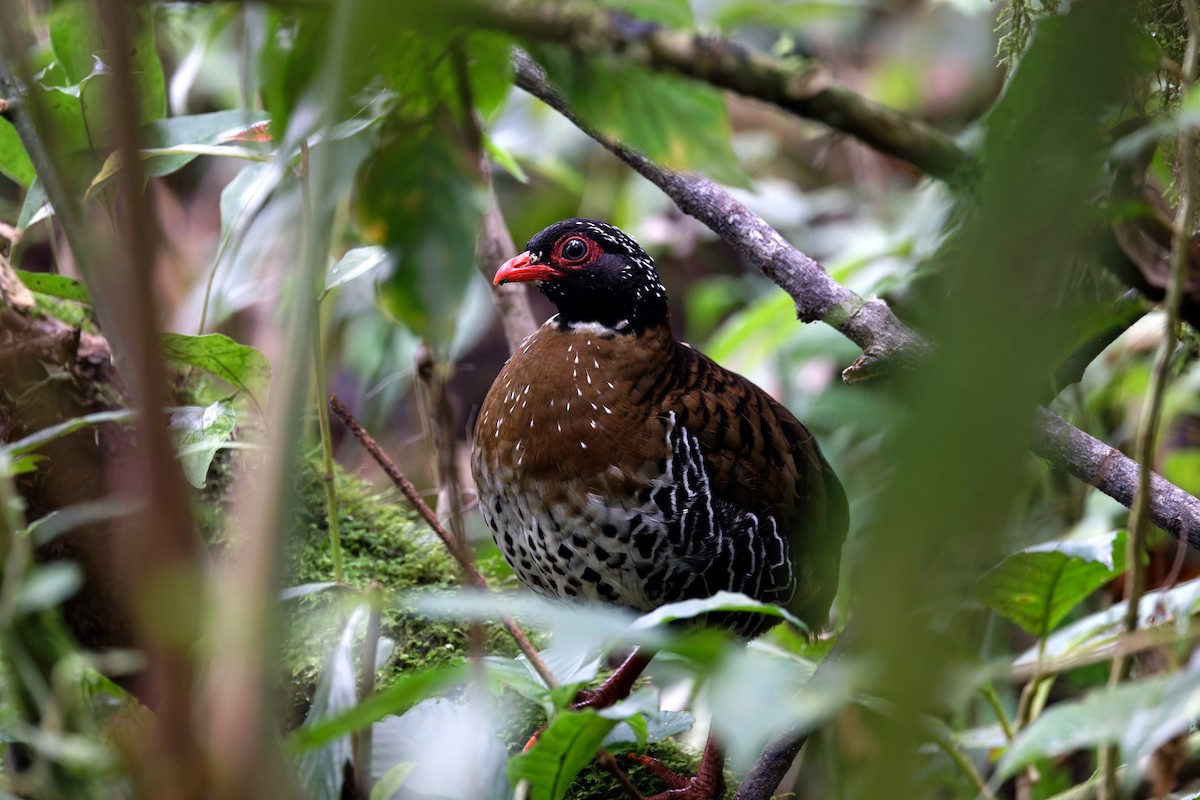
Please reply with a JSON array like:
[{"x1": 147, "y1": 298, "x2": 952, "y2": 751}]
[
  {"x1": 48, "y1": 1, "x2": 102, "y2": 85},
  {"x1": 600, "y1": 689, "x2": 693, "y2": 749},
  {"x1": 16, "y1": 270, "x2": 91, "y2": 304},
  {"x1": 484, "y1": 132, "x2": 528, "y2": 184},
  {"x1": 976, "y1": 531, "x2": 1127, "y2": 636},
  {"x1": 533, "y1": 48, "x2": 748, "y2": 187},
  {"x1": 1163, "y1": 449, "x2": 1200, "y2": 496},
  {"x1": 24, "y1": 495, "x2": 142, "y2": 547},
  {"x1": 295, "y1": 606, "x2": 367, "y2": 800},
  {"x1": 369, "y1": 762, "x2": 415, "y2": 800},
  {"x1": 0, "y1": 120, "x2": 35, "y2": 186},
  {"x1": 508, "y1": 709, "x2": 617, "y2": 800},
  {"x1": 281, "y1": 582, "x2": 341, "y2": 601},
  {"x1": 168, "y1": 400, "x2": 236, "y2": 489},
  {"x1": 370, "y1": 698, "x2": 510, "y2": 800},
  {"x1": 632, "y1": 590, "x2": 806, "y2": 632},
  {"x1": 323, "y1": 245, "x2": 391, "y2": 296},
  {"x1": 995, "y1": 656, "x2": 1200, "y2": 784},
  {"x1": 88, "y1": 140, "x2": 272, "y2": 199},
  {"x1": 711, "y1": 0, "x2": 870, "y2": 30},
  {"x1": 16, "y1": 562, "x2": 83, "y2": 613},
  {"x1": 3, "y1": 410, "x2": 136, "y2": 458},
  {"x1": 288, "y1": 664, "x2": 468, "y2": 753},
  {"x1": 161, "y1": 333, "x2": 272, "y2": 408},
  {"x1": 359, "y1": 124, "x2": 483, "y2": 348}
]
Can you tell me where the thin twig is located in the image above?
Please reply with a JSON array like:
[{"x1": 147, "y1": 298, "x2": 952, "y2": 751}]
[
  {"x1": 597, "y1": 750, "x2": 647, "y2": 800},
  {"x1": 328, "y1": 394, "x2": 558, "y2": 688},
  {"x1": 926, "y1": 724, "x2": 999, "y2": 800}
]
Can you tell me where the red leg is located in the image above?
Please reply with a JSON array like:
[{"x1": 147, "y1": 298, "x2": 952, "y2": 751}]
[
  {"x1": 626, "y1": 734, "x2": 727, "y2": 800},
  {"x1": 574, "y1": 648, "x2": 653, "y2": 711}
]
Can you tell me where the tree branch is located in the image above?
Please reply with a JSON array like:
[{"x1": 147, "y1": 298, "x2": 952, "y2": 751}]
[{"x1": 463, "y1": 0, "x2": 975, "y2": 183}]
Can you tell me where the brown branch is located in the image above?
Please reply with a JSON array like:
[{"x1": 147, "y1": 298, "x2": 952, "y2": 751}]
[
  {"x1": 1032, "y1": 408, "x2": 1200, "y2": 550},
  {"x1": 512, "y1": 49, "x2": 1200, "y2": 548},
  {"x1": 457, "y1": 0, "x2": 975, "y2": 183},
  {"x1": 328, "y1": 394, "x2": 557, "y2": 688}
]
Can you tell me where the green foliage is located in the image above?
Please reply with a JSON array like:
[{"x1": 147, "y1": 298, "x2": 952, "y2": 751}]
[
  {"x1": 976, "y1": 531, "x2": 1128, "y2": 637},
  {"x1": 161, "y1": 333, "x2": 272, "y2": 409}
]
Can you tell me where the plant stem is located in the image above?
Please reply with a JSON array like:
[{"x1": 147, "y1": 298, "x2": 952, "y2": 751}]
[
  {"x1": 1100, "y1": 5, "x2": 1200, "y2": 798},
  {"x1": 299, "y1": 139, "x2": 344, "y2": 584},
  {"x1": 981, "y1": 684, "x2": 1016, "y2": 741}
]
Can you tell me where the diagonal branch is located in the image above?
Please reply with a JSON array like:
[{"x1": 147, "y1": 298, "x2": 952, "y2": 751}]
[
  {"x1": 509, "y1": 50, "x2": 1200, "y2": 548},
  {"x1": 461, "y1": 0, "x2": 975, "y2": 183}
]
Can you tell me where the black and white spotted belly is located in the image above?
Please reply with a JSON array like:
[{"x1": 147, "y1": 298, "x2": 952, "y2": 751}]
[{"x1": 474, "y1": 410, "x2": 797, "y2": 633}]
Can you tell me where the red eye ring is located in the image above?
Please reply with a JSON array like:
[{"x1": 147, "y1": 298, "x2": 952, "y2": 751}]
[{"x1": 553, "y1": 235, "x2": 600, "y2": 266}]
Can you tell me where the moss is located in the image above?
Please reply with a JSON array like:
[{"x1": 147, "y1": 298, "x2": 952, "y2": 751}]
[{"x1": 281, "y1": 459, "x2": 520, "y2": 721}]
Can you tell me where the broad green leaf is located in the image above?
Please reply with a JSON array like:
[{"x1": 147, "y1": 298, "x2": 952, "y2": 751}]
[
  {"x1": 507, "y1": 710, "x2": 618, "y2": 800},
  {"x1": 168, "y1": 400, "x2": 236, "y2": 489},
  {"x1": 322, "y1": 246, "x2": 390, "y2": 296},
  {"x1": 994, "y1": 658, "x2": 1200, "y2": 785},
  {"x1": 976, "y1": 531, "x2": 1127, "y2": 636},
  {"x1": 16, "y1": 271, "x2": 91, "y2": 304},
  {"x1": 358, "y1": 125, "x2": 483, "y2": 348},
  {"x1": 631, "y1": 590, "x2": 807, "y2": 632},
  {"x1": 16, "y1": 562, "x2": 83, "y2": 613},
  {"x1": 0, "y1": 120, "x2": 35, "y2": 186},
  {"x1": 533, "y1": 48, "x2": 749, "y2": 187},
  {"x1": 710, "y1": 0, "x2": 870, "y2": 30},
  {"x1": 161, "y1": 333, "x2": 271, "y2": 408},
  {"x1": 48, "y1": 1, "x2": 102, "y2": 85},
  {"x1": 287, "y1": 664, "x2": 468, "y2": 753}
]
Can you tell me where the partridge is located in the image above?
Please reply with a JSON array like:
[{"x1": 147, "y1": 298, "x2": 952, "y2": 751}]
[{"x1": 471, "y1": 219, "x2": 848, "y2": 799}]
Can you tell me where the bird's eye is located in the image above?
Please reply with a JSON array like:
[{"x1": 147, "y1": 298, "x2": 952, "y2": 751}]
[{"x1": 561, "y1": 237, "x2": 589, "y2": 262}]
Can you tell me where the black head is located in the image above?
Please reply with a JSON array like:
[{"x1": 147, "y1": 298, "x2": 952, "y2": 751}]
[{"x1": 493, "y1": 219, "x2": 668, "y2": 331}]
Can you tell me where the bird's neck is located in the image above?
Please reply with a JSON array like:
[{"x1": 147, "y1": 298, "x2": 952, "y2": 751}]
[{"x1": 549, "y1": 297, "x2": 669, "y2": 335}]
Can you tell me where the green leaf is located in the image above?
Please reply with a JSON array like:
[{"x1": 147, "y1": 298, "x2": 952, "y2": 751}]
[
  {"x1": 288, "y1": 664, "x2": 467, "y2": 753},
  {"x1": 359, "y1": 125, "x2": 483, "y2": 348},
  {"x1": 631, "y1": 590, "x2": 807, "y2": 632},
  {"x1": 976, "y1": 531, "x2": 1127, "y2": 636},
  {"x1": 16, "y1": 179, "x2": 50, "y2": 231},
  {"x1": 3, "y1": 410, "x2": 136, "y2": 458},
  {"x1": 168, "y1": 400, "x2": 236, "y2": 489},
  {"x1": 0, "y1": 120, "x2": 35, "y2": 186},
  {"x1": 533, "y1": 48, "x2": 749, "y2": 187},
  {"x1": 994, "y1": 658, "x2": 1200, "y2": 785},
  {"x1": 16, "y1": 271, "x2": 92, "y2": 304},
  {"x1": 507, "y1": 710, "x2": 618, "y2": 800},
  {"x1": 160, "y1": 333, "x2": 271, "y2": 408},
  {"x1": 16, "y1": 562, "x2": 83, "y2": 613},
  {"x1": 1015, "y1": 577, "x2": 1200, "y2": 667},
  {"x1": 322, "y1": 245, "x2": 390, "y2": 296}
]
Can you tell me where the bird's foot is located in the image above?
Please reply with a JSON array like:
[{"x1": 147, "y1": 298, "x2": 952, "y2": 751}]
[
  {"x1": 624, "y1": 734, "x2": 727, "y2": 800},
  {"x1": 624, "y1": 752, "x2": 726, "y2": 800}
]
